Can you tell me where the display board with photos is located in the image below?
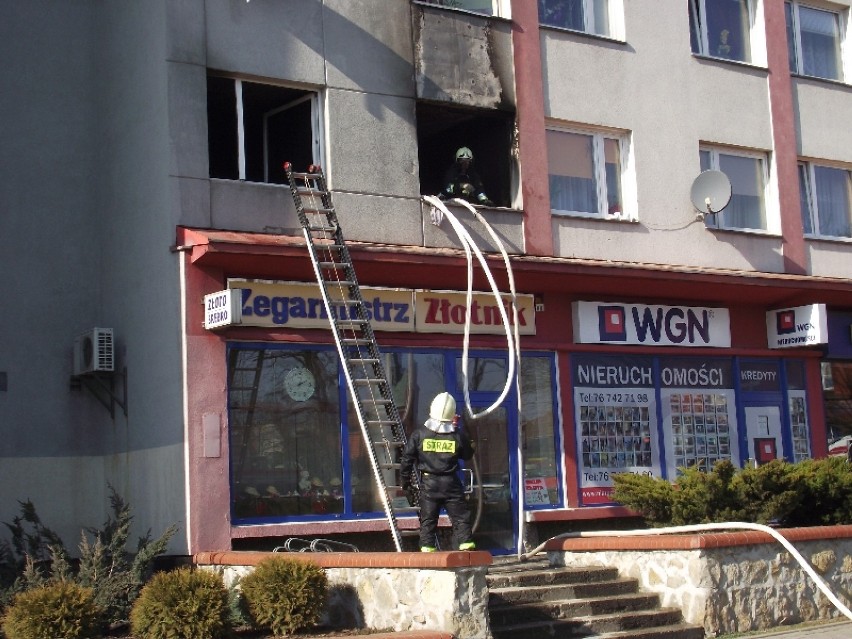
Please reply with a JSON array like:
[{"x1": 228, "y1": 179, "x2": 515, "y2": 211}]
[{"x1": 573, "y1": 354, "x2": 661, "y2": 505}]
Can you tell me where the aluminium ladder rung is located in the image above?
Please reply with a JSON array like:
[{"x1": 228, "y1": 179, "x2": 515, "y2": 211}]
[
  {"x1": 303, "y1": 206, "x2": 336, "y2": 214},
  {"x1": 353, "y1": 378, "x2": 386, "y2": 386},
  {"x1": 309, "y1": 224, "x2": 338, "y2": 233},
  {"x1": 369, "y1": 423, "x2": 401, "y2": 430},
  {"x1": 318, "y1": 261, "x2": 350, "y2": 269},
  {"x1": 322, "y1": 279, "x2": 355, "y2": 287},
  {"x1": 362, "y1": 398, "x2": 393, "y2": 406},
  {"x1": 341, "y1": 338, "x2": 373, "y2": 346}
]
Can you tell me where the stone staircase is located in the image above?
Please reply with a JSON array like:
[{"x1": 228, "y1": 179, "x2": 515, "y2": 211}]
[{"x1": 486, "y1": 557, "x2": 706, "y2": 639}]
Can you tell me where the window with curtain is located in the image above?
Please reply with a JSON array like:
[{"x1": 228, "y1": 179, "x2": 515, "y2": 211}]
[
  {"x1": 700, "y1": 147, "x2": 768, "y2": 231},
  {"x1": 538, "y1": 0, "x2": 611, "y2": 36},
  {"x1": 799, "y1": 161, "x2": 852, "y2": 239},
  {"x1": 547, "y1": 127, "x2": 627, "y2": 218},
  {"x1": 786, "y1": 1, "x2": 844, "y2": 81},
  {"x1": 689, "y1": 0, "x2": 753, "y2": 63}
]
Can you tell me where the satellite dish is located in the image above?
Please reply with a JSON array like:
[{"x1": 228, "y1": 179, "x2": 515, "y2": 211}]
[{"x1": 690, "y1": 170, "x2": 732, "y2": 217}]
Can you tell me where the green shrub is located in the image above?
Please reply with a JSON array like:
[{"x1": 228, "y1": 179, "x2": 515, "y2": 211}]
[
  {"x1": 612, "y1": 457, "x2": 852, "y2": 528},
  {"x1": 2, "y1": 581, "x2": 101, "y2": 639},
  {"x1": 239, "y1": 556, "x2": 327, "y2": 636},
  {"x1": 129, "y1": 567, "x2": 230, "y2": 639},
  {"x1": 788, "y1": 456, "x2": 852, "y2": 527},
  {"x1": 0, "y1": 487, "x2": 177, "y2": 625}
]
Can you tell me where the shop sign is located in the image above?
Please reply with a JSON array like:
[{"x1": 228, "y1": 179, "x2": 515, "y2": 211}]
[
  {"x1": 414, "y1": 290, "x2": 536, "y2": 335},
  {"x1": 573, "y1": 301, "x2": 730, "y2": 348},
  {"x1": 203, "y1": 289, "x2": 242, "y2": 330},
  {"x1": 766, "y1": 304, "x2": 827, "y2": 349},
  {"x1": 225, "y1": 281, "x2": 414, "y2": 332},
  {"x1": 216, "y1": 280, "x2": 536, "y2": 335}
]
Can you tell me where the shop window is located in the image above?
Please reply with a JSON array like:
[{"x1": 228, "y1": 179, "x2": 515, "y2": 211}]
[
  {"x1": 228, "y1": 344, "x2": 561, "y2": 524},
  {"x1": 700, "y1": 146, "x2": 769, "y2": 231},
  {"x1": 785, "y1": 1, "x2": 845, "y2": 81},
  {"x1": 823, "y1": 361, "x2": 852, "y2": 442},
  {"x1": 798, "y1": 161, "x2": 852, "y2": 239},
  {"x1": 417, "y1": 0, "x2": 511, "y2": 18},
  {"x1": 207, "y1": 76, "x2": 321, "y2": 185},
  {"x1": 689, "y1": 0, "x2": 754, "y2": 63},
  {"x1": 538, "y1": 0, "x2": 622, "y2": 39},
  {"x1": 546, "y1": 125, "x2": 633, "y2": 220},
  {"x1": 228, "y1": 347, "x2": 342, "y2": 521},
  {"x1": 786, "y1": 360, "x2": 811, "y2": 462},
  {"x1": 417, "y1": 102, "x2": 516, "y2": 208}
]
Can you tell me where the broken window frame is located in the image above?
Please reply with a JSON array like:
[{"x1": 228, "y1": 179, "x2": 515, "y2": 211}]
[
  {"x1": 415, "y1": 0, "x2": 511, "y2": 19},
  {"x1": 207, "y1": 75, "x2": 325, "y2": 185}
]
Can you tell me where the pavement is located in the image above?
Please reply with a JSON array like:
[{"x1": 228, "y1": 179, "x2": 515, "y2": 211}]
[{"x1": 720, "y1": 619, "x2": 852, "y2": 638}]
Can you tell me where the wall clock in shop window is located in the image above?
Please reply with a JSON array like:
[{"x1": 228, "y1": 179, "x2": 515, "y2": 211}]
[{"x1": 284, "y1": 366, "x2": 316, "y2": 401}]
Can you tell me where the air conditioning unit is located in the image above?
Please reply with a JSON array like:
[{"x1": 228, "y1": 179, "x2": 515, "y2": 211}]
[{"x1": 73, "y1": 328, "x2": 115, "y2": 376}]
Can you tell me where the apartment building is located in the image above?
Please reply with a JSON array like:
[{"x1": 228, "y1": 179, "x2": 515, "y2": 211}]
[{"x1": 2, "y1": 0, "x2": 852, "y2": 556}]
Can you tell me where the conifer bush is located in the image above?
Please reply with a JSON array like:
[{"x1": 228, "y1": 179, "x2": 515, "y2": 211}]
[
  {"x1": 2, "y1": 581, "x2": 101, "y2": 639},
  {"x1": 129, "y1": 567, "x2": 231, "y2": 639},
  {"x1": 612, "y1": 457, "x2": 852, "y2": 527},
  {"x1": 239, "y1": 556, "x2": 327, "y2": 636}
]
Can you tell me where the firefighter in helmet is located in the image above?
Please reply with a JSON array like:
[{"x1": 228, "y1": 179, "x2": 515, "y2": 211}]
[
  {"x1": 400, "y1": 392, "x2": 476, "y2": 552},
  {"x1": 438, "y1": 147, "x2": 494, "y2": 206}
]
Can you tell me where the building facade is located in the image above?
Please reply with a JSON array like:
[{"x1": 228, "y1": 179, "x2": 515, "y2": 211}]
[{"x1": 3, "y1": 0, "x2": 852, "y2": 556}]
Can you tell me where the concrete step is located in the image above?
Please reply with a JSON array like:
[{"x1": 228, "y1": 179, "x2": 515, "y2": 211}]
[
  {"x1": 489, "y1": 577, "x2": 642, "y2": 605},
  {"x1": 489, "y1": 591, "x2": 661, "y2": 626},
  {"x1": 486, "y1": 564, "x2": 621, "y2": 589},
  {"x1": 491, "y1": 608, "x2": 699, "y2": 639}
]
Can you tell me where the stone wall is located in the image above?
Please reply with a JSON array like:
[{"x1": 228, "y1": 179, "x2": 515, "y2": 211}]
[
  {"x1": 546, "y1": 525, "x2": 852, "y2": 636},
  {"x1": 194, "y1": 551, "x2": 492, "y2": 639}
]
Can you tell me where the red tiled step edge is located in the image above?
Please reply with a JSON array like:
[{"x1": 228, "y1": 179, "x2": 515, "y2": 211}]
[
  {"x1": 194, "y1": 550, "x2": 492, "y2": 569},
  {"x1": 321, "y1": 634, "x2": 452, "y2": 639},
  {"x1": 543, "y1": 524, "x2": 852, "y2": 552}
]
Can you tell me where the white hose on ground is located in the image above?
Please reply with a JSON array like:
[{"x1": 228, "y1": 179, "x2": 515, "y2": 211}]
[{"x1": 521, "y1": 521, "x2": 852, "y2": 621}]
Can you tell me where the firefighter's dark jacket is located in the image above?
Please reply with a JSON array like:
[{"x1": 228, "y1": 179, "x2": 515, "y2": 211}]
[{"x1": 400, "y1": 424, "x2": 475, "y2": 481}]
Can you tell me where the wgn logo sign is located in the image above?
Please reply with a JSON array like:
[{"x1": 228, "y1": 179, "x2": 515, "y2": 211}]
[
  {"x1": 766, "y1": 304, "x2": 827, "y2": 349},
  {"x1": 573, "y1": 301, "x2": 731, "y2": 348}
]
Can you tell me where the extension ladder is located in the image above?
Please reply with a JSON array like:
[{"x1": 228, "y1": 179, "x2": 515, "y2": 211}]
[{"x1": 283, "y1": 162, "x2": 417, "y2": 552}]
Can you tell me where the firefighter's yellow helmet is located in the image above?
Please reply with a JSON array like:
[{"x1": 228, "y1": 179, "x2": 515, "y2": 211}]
[{"x1": 429, "y1": 392, "x2": 456, "y2": 422}]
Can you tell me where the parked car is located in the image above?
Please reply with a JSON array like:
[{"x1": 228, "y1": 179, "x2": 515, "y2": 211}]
[{"x1": 827, "y1": 435, "x2": 852, "y2": 457}]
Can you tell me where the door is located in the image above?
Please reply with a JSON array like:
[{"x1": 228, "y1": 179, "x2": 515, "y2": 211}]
[
  {"x1": 744, "y1": 405, "x2": 783, "y2": 465},
  {"x1": 463, "y1": 403, "x2": 516, "y2": 554}
]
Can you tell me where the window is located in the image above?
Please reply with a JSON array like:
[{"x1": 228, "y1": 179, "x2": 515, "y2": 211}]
[
  {"x1": 799, "y1": 161, "x2": 852, "y2": 238},
  {"x1": 546, "y1": 126, "x2": 630, "y2": 219},
  {"x1": 418, "y1": 0, "x2": 510, "y2": 18},
  {"x1": 417, "y1": 102, "x2": 516, "y2": 208},
  {"x1": 207, "y1": 76, "x2": 321, "y2": 185},
  {"x1": 227, "y1": 344, "x2": 560, "y2": 523},
  {"x1": 538, "y1": 0, "x2": 612, "y2": 36},
  {"x1": 690, "y1": 0, "x2": 754, "y2": 62},
  {"x1": 700, "y1": 147, "x2": 768, "y2": 231},
  {"x1": 786, "y1": 1, "x2": 844, "y2": 81}
]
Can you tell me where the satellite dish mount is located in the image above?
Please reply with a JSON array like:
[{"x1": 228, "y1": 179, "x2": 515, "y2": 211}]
[{"x1": 690, "y1": 170, "x2": 732, "y2": 222}]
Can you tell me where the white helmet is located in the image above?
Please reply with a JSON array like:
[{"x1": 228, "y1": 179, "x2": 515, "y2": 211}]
[
  {"x1": 429, "y1": 392, "x2": 456, "y2": 422},
  {"x1": 455, "y1": 146, "x2": 473, "y2": 161}
]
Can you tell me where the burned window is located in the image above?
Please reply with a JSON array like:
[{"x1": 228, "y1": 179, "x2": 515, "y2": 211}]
[
  {"x1": 207, "y1": 76, "x2": 320, "y2": 185},
  {"x1": 417, "y1": 102, "x2": 515, "y2": 208}
]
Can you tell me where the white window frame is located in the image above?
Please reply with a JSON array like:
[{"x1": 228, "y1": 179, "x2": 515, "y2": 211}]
[
  {"x1": 224, "y1": 78, "x2": 324, "y2": 184},
  {"x1": 690, "y1": 0, "x2": 766, "y2": 66},
  {"x1": 700, "y1": 146, "x2": 775, "y2": 233},
  {"x1": 786, "y1": 0, "x2": 848, "y2": 82},
  {"x1": 416, "y1": 0, "x2": 511, "y2": 19},
  {"x1": 799, "y1": 160, "x2": 852, "y2": 240},
  {"x1": 546, "y1": 124, "x2": 636, "y2": 221},
  {"x1": 538, "y1": 0, "x2": 626, "y2": 40}
]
